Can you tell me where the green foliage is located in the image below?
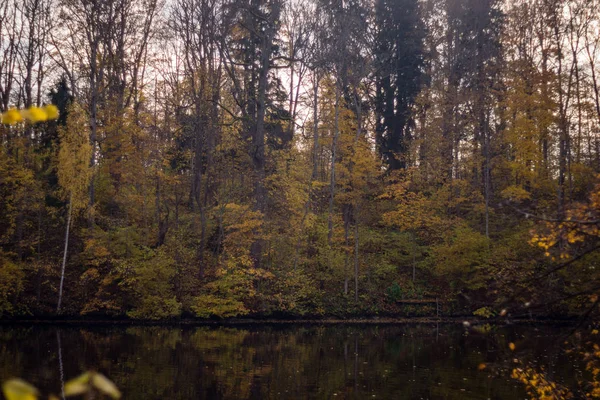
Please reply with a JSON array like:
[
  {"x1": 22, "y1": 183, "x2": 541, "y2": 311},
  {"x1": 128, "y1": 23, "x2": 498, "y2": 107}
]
[
  {"x1": 0, "y1": 253, "x2": 25, "y2": 316},
  {"x1": 271, "y1": 270, "x2": 324, "y2": 316},
  {"x1": 191, "y1": 294, "x2": 248, "y2": 319},
  {"x1": 78, "y1": 227, "x2": 144, "y2": 316},
  {"x1": 384, "y1": 281, "x2": 426, "y2": 303},
  {"x1": 190, "y1": 261, "x2": 259, "y2": 318},
  {"x1": 473, "y1": 307, "x2": 495, "y2": 319},
  {"x1": 125, "y1": 248, "x2": 182, "y2": 320},
  {"x1": 430, "y1": 224, "x2": 491, "y2": 292},
  {"x1": 385, "y1": 282, "x2": 402, "y2": 302}
]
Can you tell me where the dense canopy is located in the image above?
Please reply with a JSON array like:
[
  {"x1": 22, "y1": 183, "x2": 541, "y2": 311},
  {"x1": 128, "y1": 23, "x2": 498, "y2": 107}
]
[{"x1": 1, "y1": 0, "x2": 600, "y2": 320}]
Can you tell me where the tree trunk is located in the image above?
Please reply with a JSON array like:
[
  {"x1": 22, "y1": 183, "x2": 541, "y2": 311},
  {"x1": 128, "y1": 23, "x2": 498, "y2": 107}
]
[
  {"x1": 344, "y1": 205, "x2": 350, "y2": 295},
  {"x1": 250, "y1": 1, "x2": 278, "y2": 268},
  {"x1": 327, "y1": 85, "x2": 341, "y2": 245},
  {"x1": 412, "y1": 232, "x2": 416, "y2": 282},
  {"x1": 354, "y1": 211, "x2": 359, "y2": 302},
  {"x1": 57, "y1": 195, "x2": 72, "y2": 314},
  {"x1": 484, "y1": 118, "x2": 490, "y2": 239},
  {"x1": 312, "y1": 71, "x2": 319, "y2": 180},
  {"x1": 292, "y1": 71, "x2": 320, "y2": 271}
]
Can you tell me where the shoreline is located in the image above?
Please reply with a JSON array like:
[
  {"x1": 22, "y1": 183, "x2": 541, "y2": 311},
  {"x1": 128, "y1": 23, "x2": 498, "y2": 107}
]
[{"x1": 0, "y1": 315, "x2": 582, "y2": 326}]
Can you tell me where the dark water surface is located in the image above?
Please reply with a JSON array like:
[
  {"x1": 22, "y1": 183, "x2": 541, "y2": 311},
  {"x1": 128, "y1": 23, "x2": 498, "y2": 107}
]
[{"x1": 0, "y1": 323, "x2": 577, "y2": 399}]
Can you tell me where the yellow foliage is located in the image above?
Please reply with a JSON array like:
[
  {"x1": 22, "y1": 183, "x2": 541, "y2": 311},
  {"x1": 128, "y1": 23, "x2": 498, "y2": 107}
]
[
  {"x1": 501, "y1": 185, "x2": 532, "y2": 202},
  {"x1": 43, "y1": 104, "x2": 59, "y2": 120},
  {"x1": 380, "y1": 172, "x2": 442, "y2": 233},
  {"x1": 1, "y1": 109, "x2": 23, "y2": 125},
  {"x1": 221, "y1": 203, "x2": 264, "y2": 259},
  {"x1": 0, "y1": 105, "x2": 59, "y2": 124},
  {"x1": 511, "y1": 328, "x2": 600, "y2": 399},
  {"x1": 499, "y1": 37, "x2": 556, "y2": 198},
  {"x1": 1, "y1": 379, "x2": 38, "y2": 400},
  {"x1": 512, "y1": 367, "x2": 572, "y2": 399},
  {"x1": 191, "y1": 294, "x2": 249, "y2": 318},
  {"x1": 57, "y1": 102, "x2": 93, "y2": 212},
  {"x1": 531, "y1": 176, "x2": 600, "y2": 259},
  {"x1": 20, "y1": 107, "x2": 47, "y2": 122},
  {"x1": 64, "y1": 372, "x2": 121, "y2": 399}
]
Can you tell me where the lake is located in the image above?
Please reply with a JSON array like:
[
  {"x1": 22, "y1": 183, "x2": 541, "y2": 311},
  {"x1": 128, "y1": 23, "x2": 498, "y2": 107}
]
[{"x1": 0, "y1": 323, "x2": 580, "y2": 399}]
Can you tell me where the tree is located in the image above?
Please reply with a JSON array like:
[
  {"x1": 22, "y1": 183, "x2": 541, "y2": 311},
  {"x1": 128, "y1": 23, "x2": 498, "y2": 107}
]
[
  {"x1": 56, "y1": 102, "x2": 92, "y2": 313},
  {"x1": 171, "y1": 0, "x2": 223, "y2": 278},
  {"x1": 219, "y1": 0, "x2": 284, "y2": 268},
  {"x1": 373, "y1": 0, "x2": 425, "y2": 171},
  {"x1": 52, "y1": 0, "x2": 159, "y2": 227}
]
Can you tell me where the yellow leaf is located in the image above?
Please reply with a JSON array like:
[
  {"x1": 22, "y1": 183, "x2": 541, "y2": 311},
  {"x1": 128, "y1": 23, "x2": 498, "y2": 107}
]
[
  {"x1": 21, "y1": 107, "x2": 47, "y2": 123},
  {"x1": 478, "y1": 363, "x2": 487, "y2": 370},
  {"x1": 1, "y1": 109, "x2": 23, "y2": 125},
  {"x1": 64, "y1": 382, "x2": 87, "y2": 397},
  {"x1": 509, "y1": 342, "x2": 516, "y2": 351},
  {"x1": 91, "y1": 373, "x2": 121, "y2": 399},
  {"x1": 43, "y1": 104, "x2": 59, "y2": 120},
  {"x1": 64, "y1": 372, "x2": 90, "y2": 397},
  {"x1": 2, "y1": 379, "x2": 39, "y2": 400}
]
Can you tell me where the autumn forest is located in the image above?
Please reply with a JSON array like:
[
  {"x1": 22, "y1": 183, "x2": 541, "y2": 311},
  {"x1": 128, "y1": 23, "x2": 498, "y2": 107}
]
[{"x1": 1, "y1": 0, "x2": 600, "y2": 320}]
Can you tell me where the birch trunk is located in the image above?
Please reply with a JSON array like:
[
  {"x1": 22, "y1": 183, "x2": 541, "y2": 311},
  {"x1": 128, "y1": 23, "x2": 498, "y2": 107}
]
[{"x1": 57, "y1": 194, "x2": 72, "y2": 313}]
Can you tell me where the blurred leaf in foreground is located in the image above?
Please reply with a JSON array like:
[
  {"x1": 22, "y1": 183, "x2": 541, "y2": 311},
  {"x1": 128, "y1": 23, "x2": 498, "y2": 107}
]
[{"x1": 2, "y1": 379, "x2": 39, "y2": 400}]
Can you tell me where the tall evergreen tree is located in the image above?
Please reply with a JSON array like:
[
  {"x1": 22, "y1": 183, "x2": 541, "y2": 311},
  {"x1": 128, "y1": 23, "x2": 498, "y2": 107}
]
[{"x1": 374, "y1": 0, "x2": 425, "y2": 170}]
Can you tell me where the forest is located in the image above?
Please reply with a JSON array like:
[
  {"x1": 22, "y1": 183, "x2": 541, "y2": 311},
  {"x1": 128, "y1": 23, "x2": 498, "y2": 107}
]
[{"x1": 1, "y1": 0, "x2": 600, "y2": 320}]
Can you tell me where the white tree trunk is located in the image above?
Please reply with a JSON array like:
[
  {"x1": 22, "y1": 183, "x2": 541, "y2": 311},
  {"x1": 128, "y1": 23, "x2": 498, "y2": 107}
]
[{"x1": 57, "y1": 195, "x2": 72, "y2": 313}]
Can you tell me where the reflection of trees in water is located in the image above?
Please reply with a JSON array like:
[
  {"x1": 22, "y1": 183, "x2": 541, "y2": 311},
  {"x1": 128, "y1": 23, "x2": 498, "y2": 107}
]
[{"x1": 0, "y1": 324, "x2": 582, "y2": 399}]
